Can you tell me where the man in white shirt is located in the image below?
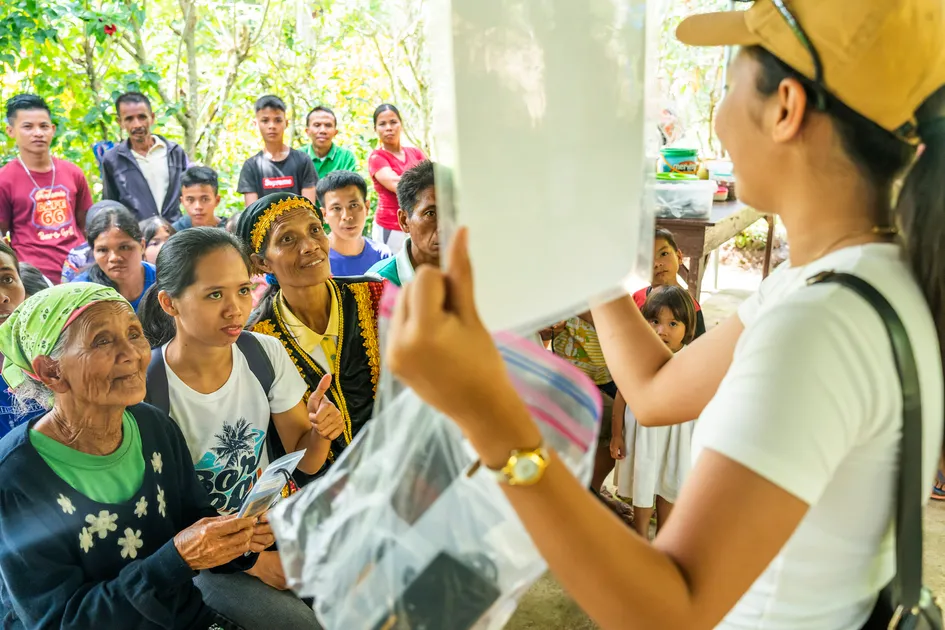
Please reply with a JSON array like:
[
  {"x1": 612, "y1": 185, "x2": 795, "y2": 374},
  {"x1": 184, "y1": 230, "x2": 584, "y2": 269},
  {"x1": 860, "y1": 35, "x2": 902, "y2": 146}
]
[{"x1": 101, "y1": 92, "x2": 190, "y2": 222}]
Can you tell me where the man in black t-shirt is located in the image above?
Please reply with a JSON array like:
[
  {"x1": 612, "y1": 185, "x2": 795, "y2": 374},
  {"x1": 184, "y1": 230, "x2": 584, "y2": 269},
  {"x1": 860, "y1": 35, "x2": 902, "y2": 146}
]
[{"x1": 237, "y1": 95, "x2": 318, "y2": 206}]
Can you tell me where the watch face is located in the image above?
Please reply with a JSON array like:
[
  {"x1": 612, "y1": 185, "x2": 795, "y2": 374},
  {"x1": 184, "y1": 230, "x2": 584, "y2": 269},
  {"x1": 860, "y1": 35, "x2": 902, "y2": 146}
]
[{"x1": 512, "y1": 455, "x2": 540, "y2": 481}]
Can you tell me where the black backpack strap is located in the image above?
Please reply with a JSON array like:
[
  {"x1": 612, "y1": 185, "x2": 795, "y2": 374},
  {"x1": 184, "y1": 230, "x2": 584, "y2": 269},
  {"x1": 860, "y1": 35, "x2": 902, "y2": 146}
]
[
  {"x1": 234, "y1": 332, "x2": 285, "y2": 472},
  {"x1": 235, "y1": 332, "x2": 275, "y2": 396},
  {"x1": 145, "y1": 346, "x2": 171, "y2": 415},
  {"x1": 807, "y1": 271, "x2": 923, "y2": 612}
]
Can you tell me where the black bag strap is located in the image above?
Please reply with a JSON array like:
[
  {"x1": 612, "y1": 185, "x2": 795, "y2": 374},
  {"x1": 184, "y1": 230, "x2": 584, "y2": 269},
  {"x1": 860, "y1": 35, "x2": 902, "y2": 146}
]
[
  {"x1": 234, "y1": 332, "x2": 275, "y2": 396},
  {"x1": 144, "y1": 332, "x2": 275, "y2": 414},
  {"x1": 145, "y1": 346, "x2": 170, "y2": 414},
  {"x1": 807, "y1": 271, "x2": 923, "y2": 611}
]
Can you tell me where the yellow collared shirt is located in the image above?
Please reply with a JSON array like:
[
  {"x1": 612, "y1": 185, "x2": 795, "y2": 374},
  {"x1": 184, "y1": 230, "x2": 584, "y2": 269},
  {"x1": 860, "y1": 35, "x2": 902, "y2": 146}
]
[{"x1": 279, "y1": 289, "x2": 339, "y2": 374}]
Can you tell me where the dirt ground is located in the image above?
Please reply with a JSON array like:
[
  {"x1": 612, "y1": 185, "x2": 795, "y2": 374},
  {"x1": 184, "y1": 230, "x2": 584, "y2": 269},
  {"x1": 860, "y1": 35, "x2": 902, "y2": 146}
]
[{"x1": 504, "y1": 265, "x2": 945, "y2": 628}]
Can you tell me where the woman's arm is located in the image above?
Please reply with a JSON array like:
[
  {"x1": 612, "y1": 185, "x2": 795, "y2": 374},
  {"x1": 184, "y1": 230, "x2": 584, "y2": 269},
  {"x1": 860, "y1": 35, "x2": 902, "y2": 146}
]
[
  {"x1": 270, "y1": 398, "x2": 332, "y2": 475},
  {"x1": 609, "y1": 391, "x2": 626, "y2": 459},
  {"x1": 466, "y1": 390, "x2": 807, "y2": 629},
  {"x1": 374, "y1": 166, "x2": 401, "y2": 193},
  {"x1": 592, "y1": 296, "x2": 742, "y2": 426}
]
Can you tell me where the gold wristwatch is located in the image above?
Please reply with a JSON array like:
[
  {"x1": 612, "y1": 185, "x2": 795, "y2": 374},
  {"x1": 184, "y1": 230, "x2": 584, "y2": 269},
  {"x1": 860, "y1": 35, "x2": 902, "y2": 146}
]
[{"x1": 488, "y1": 444, "x2": 550, "y2": 486}]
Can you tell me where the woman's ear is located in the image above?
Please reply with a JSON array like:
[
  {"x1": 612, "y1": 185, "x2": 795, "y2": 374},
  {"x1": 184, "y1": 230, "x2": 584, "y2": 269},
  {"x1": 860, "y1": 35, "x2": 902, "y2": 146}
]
[
  {"x1": 250, "y1": 252, "x2": 271, "y2": 275},
  {"x1": 32, "y1": 355, "x2": 68, "y2": 394},
  {"x1": 157, "y1": 290, "x2": 178, "y2": 317},
  {"x1": 772, "y1": 77, "x2": 809, "y2": 143}
]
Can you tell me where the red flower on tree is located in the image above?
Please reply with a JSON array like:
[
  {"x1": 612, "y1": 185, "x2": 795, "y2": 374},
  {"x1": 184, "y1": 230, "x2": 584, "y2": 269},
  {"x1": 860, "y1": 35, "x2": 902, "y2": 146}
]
[{"x1": 104, "y1": 24, "x2": 117, "y2": 36}]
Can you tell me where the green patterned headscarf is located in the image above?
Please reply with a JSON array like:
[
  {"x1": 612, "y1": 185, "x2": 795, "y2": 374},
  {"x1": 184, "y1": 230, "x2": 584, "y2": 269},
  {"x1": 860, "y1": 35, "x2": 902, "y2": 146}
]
[{"x1": 0, "y1": 283, "x2": 129, "y2": 389}]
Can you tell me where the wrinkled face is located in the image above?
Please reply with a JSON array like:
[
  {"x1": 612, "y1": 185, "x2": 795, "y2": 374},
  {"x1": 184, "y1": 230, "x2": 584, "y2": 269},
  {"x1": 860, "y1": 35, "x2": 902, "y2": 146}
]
[
  {"x1": 254, "y1": 208, "x2": 331, "y2": 288},
  {"x1": 256, "y1": 107, "x2": 287, "y2": 144},
  {"x1": 117, "y1": 102, "x2": 154, "y2": 142},
  {"x1": 6, "y1": 109, "x2": 55, "y2": 155},
  {"x1": 93, "y1": 227, "x2": 144, "y2": 284},
  {"x1": 375, "y1": 110, "x2": 402, "y2": 145},
  {"x1": 180, "y1": 184, "x2": 221, "y2": 227},
  {"x1": 53, "y1": 302, "x2": 150, "y2": 407},
  {"x1": 652, "y1": 238, "x2": 682, "y2": 287},
  {"x1": 323, "y1": 186, "x2": 367, "y2": 243},
  {"x1": 714, "y1": 51, "x2": 772, "y2": 212},
  {"x1": 144, "y1": 225, "x2": 170, "y2": 265},
  {"x1": 399, "y1": 185, "x2": 439, "y2": 267},
  {"x1": 306, "y1": 111, "x2": 338, "y2": 151},
  {"x1": 162, "y1": 247, "x2": 253, "y2": 348},
  {"x1": 0, "y1": 252, "x2": 25, "y2": 324},
  {"x1": 647, "y1": 305, "x2": 687, "y2": 353}
]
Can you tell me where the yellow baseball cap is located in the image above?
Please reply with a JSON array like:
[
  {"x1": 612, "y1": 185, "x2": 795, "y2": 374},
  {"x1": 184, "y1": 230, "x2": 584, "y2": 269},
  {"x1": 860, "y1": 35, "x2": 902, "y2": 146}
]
[{"x1": 676, "y1": 0, "x2": 945, "y2": 143}]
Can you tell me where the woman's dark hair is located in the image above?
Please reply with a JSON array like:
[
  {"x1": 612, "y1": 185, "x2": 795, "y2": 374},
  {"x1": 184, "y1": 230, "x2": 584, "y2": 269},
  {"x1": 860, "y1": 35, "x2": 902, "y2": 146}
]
[
  {"x1": 750, "y1": 46, "x2": 945, "y2": 447},
  {"x1": 18, "y1": 263, "x2": 50, "y2": 297},
  {"x1": 86, "y1": 205, "x2": 143, "y2": 289},
  {"x1": 226, "y1": 211, "x2": 243, "y2": 235},
  {"x1": 140, "y1": 217, "x2": 176, "y2": 245},
  {"x1": 139, "y1": 227, "x2": 252, "y2": 348},
  {"x1": 373, "y1": 103, "x2": 401, "y2": 127},
  {"x1": 641, "y1": 285, "x2": 697, "y2": 346},
  {"x1": 0, "y1": 241, "x2": 19, "y2": 268},
  {"x1": 654, "y1": 228, "x2": 679, "y2": 253}
]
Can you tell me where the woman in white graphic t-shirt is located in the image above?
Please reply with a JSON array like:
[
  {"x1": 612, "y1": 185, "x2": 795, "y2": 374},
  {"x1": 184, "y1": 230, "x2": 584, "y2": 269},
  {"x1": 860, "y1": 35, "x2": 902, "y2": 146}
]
[
  {"x1": 138, "y1": 227, "x2": 336, "y2": 629},
  {"x1": 382, "y1": 2, "x2": 945, "y2": 629}
]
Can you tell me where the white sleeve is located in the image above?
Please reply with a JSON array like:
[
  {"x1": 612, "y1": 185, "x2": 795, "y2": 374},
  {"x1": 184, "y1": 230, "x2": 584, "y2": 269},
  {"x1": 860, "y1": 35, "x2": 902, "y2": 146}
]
[
  {"x1": 254, "y1": 333, "x2": 309, "y2": 415},
  {"x1": 698, "y1": 295, "x2": 878, "y2": 505}
]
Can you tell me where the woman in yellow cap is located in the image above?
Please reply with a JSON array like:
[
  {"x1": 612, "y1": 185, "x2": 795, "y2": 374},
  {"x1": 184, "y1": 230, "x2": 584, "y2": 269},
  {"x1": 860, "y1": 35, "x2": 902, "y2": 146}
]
[{"x1": 384, "y1": 1, "x2": 945, "y2": 628}]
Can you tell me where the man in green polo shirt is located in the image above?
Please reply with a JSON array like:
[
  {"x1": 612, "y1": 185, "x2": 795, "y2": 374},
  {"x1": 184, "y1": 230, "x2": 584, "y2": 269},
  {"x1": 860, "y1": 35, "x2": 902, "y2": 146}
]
[{"x1": 301, "y1": 105, "x2": 358, "y2": 179}]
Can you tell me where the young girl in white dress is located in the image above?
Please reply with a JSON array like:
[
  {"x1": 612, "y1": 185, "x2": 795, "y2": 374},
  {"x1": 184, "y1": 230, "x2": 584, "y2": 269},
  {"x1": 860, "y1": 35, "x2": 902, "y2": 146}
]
[{"x1": 612, "y1": 285, "x2": 697, "y2": 540}]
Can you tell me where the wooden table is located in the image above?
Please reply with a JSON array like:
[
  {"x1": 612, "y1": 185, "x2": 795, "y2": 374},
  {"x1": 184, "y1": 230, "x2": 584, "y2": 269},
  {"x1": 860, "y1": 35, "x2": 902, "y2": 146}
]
[{"x1": 656, "y1": 201, "x2": 775, "y2": 303}]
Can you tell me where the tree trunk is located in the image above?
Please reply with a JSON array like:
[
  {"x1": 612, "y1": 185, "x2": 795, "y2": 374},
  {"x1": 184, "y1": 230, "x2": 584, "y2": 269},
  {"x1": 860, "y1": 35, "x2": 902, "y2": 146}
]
[
  {"x1": 81, "y1": 36, "x2": 110, "y2": 141},
  {"x1": 180, "y1": 0, "x2": 199, "y2": 155}
]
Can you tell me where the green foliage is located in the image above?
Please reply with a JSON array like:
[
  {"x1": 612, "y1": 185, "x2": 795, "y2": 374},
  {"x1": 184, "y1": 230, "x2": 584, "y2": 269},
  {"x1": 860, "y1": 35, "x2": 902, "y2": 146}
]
[
  {"x1": 0, "y1": 0, "x2": 429, "y2": 216},
  {"x1": 656, "y1": 0, "x2": 735, "y2": 156}
]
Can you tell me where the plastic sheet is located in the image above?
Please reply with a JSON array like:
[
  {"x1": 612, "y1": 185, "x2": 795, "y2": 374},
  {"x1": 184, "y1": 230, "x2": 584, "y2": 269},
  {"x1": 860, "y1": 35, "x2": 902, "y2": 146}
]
[{"x1": 270, "y1": 291, "x2": 602, "y2": 630}]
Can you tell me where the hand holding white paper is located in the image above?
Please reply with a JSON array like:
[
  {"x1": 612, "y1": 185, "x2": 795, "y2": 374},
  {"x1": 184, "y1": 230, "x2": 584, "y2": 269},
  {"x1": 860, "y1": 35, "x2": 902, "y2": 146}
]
[{"x1": 428, "y1": 0, "x2": 655, "y2": 332}]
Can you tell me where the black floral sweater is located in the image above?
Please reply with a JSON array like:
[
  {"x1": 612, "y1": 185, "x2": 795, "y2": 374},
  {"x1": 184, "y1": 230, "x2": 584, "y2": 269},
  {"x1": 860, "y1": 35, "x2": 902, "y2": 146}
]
[{"x1": 0, "y1": 403, "x2": 255, "y2": 629}]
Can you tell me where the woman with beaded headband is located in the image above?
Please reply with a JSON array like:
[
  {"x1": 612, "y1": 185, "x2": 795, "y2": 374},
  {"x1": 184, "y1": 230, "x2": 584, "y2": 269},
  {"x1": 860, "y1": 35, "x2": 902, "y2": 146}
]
[{"x1": 236, "y1": 193, "x2": 384, "y2": 481}]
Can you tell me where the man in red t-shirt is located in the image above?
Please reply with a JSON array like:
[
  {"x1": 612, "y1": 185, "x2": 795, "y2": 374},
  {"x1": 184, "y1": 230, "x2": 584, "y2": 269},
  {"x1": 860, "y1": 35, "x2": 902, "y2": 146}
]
[{"x1": 0, "y1": 95, "x2": 90, "y2": 283}]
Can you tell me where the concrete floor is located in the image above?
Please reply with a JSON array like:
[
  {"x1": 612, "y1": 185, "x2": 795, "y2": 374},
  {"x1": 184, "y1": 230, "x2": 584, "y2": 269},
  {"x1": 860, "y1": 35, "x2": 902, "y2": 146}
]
[{"x1": 504, "y1": 265, "x2": 945, "y2": 628}]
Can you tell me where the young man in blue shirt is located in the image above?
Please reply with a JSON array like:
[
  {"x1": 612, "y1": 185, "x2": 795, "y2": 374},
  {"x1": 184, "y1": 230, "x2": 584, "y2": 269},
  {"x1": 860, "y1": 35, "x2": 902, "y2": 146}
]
[{"x1": 317, "y1": 171, "x2": 391, "y2": 277}]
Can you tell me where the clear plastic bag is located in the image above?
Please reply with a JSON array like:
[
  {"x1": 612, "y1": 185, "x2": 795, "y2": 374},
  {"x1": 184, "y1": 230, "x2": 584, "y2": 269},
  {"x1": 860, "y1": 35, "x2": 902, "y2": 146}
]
[{"x1": 270, "y1": 293, "x2": 602, "y2": 630}]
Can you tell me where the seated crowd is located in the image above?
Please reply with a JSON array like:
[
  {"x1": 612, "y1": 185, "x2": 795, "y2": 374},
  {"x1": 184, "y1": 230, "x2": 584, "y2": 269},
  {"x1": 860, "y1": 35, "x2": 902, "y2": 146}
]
[
  {"x1": 0, "y1": 90, "x2": 440, "y2": 629},
  {"x1": 0, "y1": 89, "x2": 709, "y2": 629}
]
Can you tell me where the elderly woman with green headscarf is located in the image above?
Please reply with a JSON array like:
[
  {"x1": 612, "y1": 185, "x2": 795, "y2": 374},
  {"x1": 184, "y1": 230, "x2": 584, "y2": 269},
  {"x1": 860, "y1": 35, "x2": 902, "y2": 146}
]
[
  {"x1": 236, "y1": 193, "x2": 384, "y2": 479},
  {"x1": 0, "y1": 283, "x2": 272, "y2": 630}
]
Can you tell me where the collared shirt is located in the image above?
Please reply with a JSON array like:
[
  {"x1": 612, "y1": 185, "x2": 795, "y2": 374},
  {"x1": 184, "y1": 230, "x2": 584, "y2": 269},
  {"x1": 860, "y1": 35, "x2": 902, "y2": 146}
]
[
  {"x1": 132, "y1": 136, "x2": 170, "y2": 212},
  {"x1": 300, "y1": 143, "x2": 358, "y2": 179},
  {"x1": 279, "y1": 288, "x2": 340, "y2": 373},
  {"x1": 365, "y1": 237, "x2": 416, "y2": 287}
]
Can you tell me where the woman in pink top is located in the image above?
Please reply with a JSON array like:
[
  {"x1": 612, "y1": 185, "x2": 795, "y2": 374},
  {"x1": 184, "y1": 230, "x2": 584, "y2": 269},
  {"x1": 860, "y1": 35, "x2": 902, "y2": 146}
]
[{"x1": 367, "y1": 104, "x2": 427, "y2": 253}]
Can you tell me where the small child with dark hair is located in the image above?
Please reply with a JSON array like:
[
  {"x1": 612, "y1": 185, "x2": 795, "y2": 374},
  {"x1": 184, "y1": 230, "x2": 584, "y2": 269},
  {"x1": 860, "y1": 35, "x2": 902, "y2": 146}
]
[
  {"x1": 633, "y1": 228, "x2": 707, "y2": 338},
  {"x1": 613, "y1": 285, "x2": 698, "y2": 540},
  {"x1": 140, "y1": 217, "x2": 176, "y2": 265}
]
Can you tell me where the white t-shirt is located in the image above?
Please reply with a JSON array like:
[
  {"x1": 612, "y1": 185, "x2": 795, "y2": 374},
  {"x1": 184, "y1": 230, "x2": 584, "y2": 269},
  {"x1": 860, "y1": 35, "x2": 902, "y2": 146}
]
[
  {"x1": 162, "y1": 332, "x2": 308, "y2": 515},
  {"x1": 693, "y1": 243, "x2": 943, "y2": 629}
]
